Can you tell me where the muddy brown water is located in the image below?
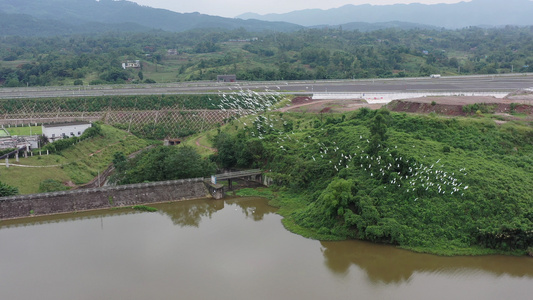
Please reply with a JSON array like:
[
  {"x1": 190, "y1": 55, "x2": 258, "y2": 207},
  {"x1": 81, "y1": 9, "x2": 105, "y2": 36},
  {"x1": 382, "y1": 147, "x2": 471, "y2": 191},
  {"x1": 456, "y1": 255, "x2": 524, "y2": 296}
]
[{"x1": 1, "y1": 197, "x2": 532, "y2": 300}]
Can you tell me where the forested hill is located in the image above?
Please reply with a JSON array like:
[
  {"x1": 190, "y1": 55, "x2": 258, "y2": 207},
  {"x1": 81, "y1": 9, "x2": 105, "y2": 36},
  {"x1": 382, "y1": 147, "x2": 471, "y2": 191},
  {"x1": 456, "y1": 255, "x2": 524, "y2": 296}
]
[
  {"x1": 214, "y1": 109, "x2": 533, "y2": 255},
  {"x1": 239, "y1": 0, "x2": 533, "y2": 28},
  {"x1": 2, "y1": 26, "x2": 533, "y2": 87},
  {"x1": 0, "y1": 12, "x2": 152, "y2": 36},
  {"x1": 0, "y1": 0, "x2": 302, "y2": 33}
]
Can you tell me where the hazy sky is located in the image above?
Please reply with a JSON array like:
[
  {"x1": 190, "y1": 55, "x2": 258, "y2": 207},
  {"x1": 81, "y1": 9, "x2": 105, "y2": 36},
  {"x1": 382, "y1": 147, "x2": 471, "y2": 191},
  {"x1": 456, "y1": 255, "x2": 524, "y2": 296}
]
[{"x1": 129, "y1": 0, "x2": 470, "y2": 18}]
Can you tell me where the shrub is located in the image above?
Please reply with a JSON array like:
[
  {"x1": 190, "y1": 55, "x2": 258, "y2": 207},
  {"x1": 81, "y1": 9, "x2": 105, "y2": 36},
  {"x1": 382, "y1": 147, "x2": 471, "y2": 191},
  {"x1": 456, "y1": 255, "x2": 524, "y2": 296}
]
[
  {"x1": 0, "y1": 181, "x2": 19, "y2": 197},
  {"x1": 38, "y1": 179, "x2": 70, "y2": 193},
  {"x1": 132, "y1": 205, "x2": 158, "y2": 212}
]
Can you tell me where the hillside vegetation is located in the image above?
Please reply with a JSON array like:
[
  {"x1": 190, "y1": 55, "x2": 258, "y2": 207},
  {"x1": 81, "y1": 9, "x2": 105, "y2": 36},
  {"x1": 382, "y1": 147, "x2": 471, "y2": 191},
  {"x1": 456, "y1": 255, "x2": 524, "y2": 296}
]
[
  {"x1": 215, "y1": 109, "x2": 533, "y2": 255},
  {"x1": 2, "y1": 26, "x2": 533, "y2": 87}
]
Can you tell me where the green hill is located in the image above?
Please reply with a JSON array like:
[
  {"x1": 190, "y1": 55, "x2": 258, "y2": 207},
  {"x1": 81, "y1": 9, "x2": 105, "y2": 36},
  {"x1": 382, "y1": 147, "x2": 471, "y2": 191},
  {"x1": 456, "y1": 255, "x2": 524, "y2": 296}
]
[
  {"x1": 215, "y1": 109, "x2": 533, "y2": 255},
  {"x1": 0, "y1": 0, "x2": 301, "y2": 34}
]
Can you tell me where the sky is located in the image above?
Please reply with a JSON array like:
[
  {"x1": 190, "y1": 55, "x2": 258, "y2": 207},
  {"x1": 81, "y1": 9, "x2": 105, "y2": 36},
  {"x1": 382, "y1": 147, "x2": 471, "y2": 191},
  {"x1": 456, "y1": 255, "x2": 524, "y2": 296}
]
[{"x1": 128, "y1": 0, "x2": 471, "y2": 18}]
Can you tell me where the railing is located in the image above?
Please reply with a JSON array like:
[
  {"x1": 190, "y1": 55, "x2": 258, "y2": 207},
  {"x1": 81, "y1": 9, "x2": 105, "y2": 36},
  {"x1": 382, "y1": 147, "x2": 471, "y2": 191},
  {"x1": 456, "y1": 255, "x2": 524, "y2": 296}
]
[{"x1": 213, "y1": 169, "x2": 262, "y2": 181}]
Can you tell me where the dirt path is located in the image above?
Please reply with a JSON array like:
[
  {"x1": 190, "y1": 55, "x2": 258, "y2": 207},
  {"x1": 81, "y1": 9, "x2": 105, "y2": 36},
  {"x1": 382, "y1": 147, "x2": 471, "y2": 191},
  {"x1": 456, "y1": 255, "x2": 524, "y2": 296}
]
[
  {"x1": 195, "y1": 136, "x2": 217, "y2": 152},
  {"x1": 279, "y1": 98, "x2": 383, "y2": 113}
]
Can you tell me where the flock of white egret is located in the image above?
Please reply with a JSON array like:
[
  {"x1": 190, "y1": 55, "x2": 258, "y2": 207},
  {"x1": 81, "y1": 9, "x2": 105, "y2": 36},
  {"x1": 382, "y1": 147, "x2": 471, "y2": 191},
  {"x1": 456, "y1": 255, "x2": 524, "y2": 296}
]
[{"x1": 212, "y1": 88, "x2": 468, "y2": 198}]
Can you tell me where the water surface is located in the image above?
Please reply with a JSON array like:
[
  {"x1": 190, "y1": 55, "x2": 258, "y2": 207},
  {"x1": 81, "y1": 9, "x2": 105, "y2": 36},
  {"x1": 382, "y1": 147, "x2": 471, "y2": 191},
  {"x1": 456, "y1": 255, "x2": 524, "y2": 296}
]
[{"x1": 1, "y1": 197, "x2": 531, "y2": 300}]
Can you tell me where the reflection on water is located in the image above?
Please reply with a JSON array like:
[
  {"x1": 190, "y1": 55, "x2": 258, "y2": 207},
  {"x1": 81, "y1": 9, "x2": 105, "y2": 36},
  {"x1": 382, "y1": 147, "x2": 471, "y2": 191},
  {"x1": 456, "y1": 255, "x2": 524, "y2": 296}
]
[
  {"x1": 0, "y1": 206, "x2": 141, "y2": 229},
  {"x1": 0, "y1": 197, "x2": 278, "y2": 230},
  {"x1": 156, "y1": 199, "x2": 225, "y2": 227},
  {"x1": 154, "y1": 197, "x2": 278, "y2": 227},
  {"x1": 226, "y1": 197, "x2": 278, "y2": 221},
  {"x1": 321, "y1": 240, "x2": 533, "y2": 283}
]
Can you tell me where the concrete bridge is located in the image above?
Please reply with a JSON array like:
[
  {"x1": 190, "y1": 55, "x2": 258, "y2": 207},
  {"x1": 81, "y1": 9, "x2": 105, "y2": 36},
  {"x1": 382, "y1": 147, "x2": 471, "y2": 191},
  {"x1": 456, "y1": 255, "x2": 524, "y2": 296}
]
[{"x1": 210, "y1": 169, "x2": 263, "y2": 190}]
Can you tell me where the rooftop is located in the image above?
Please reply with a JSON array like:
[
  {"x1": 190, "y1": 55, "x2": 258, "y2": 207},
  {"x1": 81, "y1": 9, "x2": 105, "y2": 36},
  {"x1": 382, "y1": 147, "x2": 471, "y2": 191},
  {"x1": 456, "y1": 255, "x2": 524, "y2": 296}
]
[{"x1": 42, "y1": 122, "x2": 91, "y2": 128}]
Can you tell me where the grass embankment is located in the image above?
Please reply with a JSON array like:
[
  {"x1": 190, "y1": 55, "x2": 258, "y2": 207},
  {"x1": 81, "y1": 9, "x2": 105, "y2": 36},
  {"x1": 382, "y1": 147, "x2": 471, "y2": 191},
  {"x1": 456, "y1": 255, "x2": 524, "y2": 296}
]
[
  {"x1": 225, "y1": 109, "x2": 533, "y2": 256},
  {"x1": 0, "y1": 125, "x2": 151, "y2": 194},
  {"x1": 183, "y1": 97, "x2": 294, "y2": 158},
  {"x1": 183, "y1": 131, "x2": 217, "y2": 158}
]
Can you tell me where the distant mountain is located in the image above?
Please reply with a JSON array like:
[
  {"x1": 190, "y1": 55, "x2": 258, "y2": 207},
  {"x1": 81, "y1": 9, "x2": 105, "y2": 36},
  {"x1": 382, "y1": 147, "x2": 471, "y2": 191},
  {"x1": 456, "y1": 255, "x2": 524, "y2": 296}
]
[
  {"x1": 0, "y1": 12, "x2": 152, "y2": 36},
  {"x1": 0, "y1": 0, "x2": 302, "y2": 35},
  {"x1": 311, "y1": 21, "x2": 438, "y2": 32},
  {"x1": 238, "y1": 0, "x2": 533, "y2": 29}
]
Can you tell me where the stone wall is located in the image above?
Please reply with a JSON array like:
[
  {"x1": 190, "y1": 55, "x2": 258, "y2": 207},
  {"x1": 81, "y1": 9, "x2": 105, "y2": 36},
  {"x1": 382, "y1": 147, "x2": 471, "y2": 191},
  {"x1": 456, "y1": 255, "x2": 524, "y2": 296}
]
[{"x1": 0, "y1": 178, "x2": 210, "y2": 220}]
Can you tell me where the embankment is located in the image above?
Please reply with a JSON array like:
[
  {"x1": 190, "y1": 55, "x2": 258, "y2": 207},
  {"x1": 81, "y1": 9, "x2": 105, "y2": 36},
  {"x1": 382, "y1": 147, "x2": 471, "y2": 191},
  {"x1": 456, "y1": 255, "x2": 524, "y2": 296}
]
[
  {"x1": 0, "y1": 178, "x2": 212, "y2": 220},
  {"x1": 386, "y1": 97, "x2": 533, "y2": 116}
]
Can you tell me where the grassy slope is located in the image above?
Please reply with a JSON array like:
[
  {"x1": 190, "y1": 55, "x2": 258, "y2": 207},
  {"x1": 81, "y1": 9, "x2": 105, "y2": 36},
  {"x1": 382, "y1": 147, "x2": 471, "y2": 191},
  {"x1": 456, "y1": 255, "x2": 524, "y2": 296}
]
[
  {"x1": 0, "y1": 125, "x2": 151, "y2": 194},
  {"x1": 231, "y1": 111, "x2": 533, "y2": 255}
]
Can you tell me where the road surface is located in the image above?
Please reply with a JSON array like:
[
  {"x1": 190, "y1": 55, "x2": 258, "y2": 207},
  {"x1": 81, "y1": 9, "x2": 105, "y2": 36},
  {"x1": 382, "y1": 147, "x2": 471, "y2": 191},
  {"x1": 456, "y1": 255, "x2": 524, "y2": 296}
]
[{"x1": 1, "y1": 74, "x2": 532, "y2": 100}]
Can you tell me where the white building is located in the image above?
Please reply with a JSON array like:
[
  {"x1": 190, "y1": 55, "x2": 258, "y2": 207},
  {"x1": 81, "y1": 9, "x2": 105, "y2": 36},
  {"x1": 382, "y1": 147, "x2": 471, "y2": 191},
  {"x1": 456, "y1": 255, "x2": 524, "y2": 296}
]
[
  {"x1": 121, "y1": 60, "x2": 140, "y2": 69},
  {"x1": 42, "y1": 122, "x2": 92, "y2": 142}
]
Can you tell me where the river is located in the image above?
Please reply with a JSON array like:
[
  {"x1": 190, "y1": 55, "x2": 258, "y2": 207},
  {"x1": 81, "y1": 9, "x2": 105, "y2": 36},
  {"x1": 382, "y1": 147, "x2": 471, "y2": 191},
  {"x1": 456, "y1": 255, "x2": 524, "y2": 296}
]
[{"x1": 1, "y1": 197, "x2": 531, "y2": 300}]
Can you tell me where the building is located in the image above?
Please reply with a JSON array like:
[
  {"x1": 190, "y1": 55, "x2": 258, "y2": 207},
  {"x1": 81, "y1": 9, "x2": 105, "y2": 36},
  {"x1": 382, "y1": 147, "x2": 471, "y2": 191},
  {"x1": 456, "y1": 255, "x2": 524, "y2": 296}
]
[
  {"x1": 121, "y1": 60, "x2": 141, "y2": 69},
  {"x1": 163, "y1": 138, "x2": 181, "y2": 146},
  {"x1": 42, "y1": 122, "x2": 92, "y2": 142},
  {"x1": 217, "y1": 74, "x2": 237, "y2": 83},
  {"x1": 167, "y1": 49, "x2": 179, "y2": 55}
]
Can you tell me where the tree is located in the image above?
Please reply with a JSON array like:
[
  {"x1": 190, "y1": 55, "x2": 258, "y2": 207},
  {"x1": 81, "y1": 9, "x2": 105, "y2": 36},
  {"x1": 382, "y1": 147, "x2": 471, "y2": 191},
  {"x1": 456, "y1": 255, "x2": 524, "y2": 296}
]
[
  {"x1": 99, "y1": 68, "x2": 129, "y2": 83},
  {"x1": 212, "y1": 132, "x2": 237, "y2": 169},
  {"x1": 368, "y1": 109, "x2": 390, "y2": 154},
  {"x1": 0, "y1": 181, "x2": 18, "y2": 197},
  {"x1": 5, "y1": 77, "x2": 21, "y2": 87},
  {"x1": 111, "y1": 146, "x2": 215, "y2": 185},
  {"x1": 38, "y1": 179, "x2": 70, "y2": 193}
]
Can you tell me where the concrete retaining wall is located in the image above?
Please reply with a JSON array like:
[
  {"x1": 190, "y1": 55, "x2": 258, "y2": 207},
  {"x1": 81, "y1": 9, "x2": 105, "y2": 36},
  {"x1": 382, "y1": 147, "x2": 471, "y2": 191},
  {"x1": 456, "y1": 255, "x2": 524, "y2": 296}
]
[{"x1": 0, "y1": 178, "x2": 209, "y2": 220}]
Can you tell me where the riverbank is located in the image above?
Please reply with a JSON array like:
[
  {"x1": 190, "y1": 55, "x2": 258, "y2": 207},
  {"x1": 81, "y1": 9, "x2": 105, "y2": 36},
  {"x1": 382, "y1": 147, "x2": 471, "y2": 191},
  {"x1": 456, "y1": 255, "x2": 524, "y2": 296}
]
[{"x1": 236, "y1": 187, "x2": 531, "y2": 257}]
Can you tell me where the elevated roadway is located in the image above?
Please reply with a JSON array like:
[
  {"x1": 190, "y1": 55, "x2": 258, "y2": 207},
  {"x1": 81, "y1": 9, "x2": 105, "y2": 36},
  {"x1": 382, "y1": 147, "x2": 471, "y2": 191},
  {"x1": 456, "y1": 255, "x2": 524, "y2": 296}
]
[{"x1": 1, "y1": 74, "x2": 532, "y2": 100}]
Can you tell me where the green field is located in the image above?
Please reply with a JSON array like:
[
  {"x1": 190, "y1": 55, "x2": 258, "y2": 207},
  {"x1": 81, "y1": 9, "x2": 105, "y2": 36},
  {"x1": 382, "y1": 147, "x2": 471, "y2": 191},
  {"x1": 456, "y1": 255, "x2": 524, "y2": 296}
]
[{"x1": 4, "y1": 126, "x2": 42, "y2": 136}]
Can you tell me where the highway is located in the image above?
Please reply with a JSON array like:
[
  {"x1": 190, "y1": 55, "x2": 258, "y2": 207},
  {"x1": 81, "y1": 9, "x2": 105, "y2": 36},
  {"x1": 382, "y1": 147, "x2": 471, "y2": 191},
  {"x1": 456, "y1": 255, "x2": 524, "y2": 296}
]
[{"x1": 1, "y1": 74, "x2": 532, "y2": 99}]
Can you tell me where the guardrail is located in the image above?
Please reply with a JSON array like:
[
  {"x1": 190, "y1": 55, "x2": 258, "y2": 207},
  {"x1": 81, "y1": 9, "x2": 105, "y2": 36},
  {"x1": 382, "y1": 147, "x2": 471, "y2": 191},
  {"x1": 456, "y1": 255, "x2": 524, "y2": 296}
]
[{"x1": 213, "y1": 169, "x2": 262, "y2": 181}]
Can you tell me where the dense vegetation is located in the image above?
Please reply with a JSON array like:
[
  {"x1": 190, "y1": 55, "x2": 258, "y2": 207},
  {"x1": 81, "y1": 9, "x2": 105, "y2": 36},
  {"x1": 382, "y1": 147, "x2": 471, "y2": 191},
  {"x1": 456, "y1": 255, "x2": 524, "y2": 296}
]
[
  {"x1": 213, "y1": 109, "x2": 533, "y2": 255},
  {"x1": 0, "y1": 94, "x2": 228, "y2": 113},
  {"x1": 109, "y1": 146, "x2": 216, "y2": 185},
  {"x1": 1, "y1": 26, "x2": 533, "y2": 86}
]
